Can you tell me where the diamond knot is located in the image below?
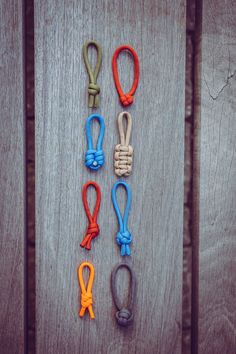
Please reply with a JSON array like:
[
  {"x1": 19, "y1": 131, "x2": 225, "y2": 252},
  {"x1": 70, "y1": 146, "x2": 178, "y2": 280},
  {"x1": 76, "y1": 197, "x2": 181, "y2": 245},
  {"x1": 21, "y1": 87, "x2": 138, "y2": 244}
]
[{"x1": 120, "y1": 94, "x2": 133, "y2": 106}]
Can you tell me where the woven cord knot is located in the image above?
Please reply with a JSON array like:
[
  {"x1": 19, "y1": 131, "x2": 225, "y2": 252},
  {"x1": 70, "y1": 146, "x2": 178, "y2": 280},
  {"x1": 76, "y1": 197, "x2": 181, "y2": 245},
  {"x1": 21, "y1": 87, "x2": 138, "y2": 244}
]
[
  {"x1": 83, "y1": 41, "x2": 102, "y2": 108},
  {"x1": 120, "y1": 94, "x2": 133, "y2": 106},
  {"x1": 114, "y1": 144, "x2": 133, "y2": 177},
  {"x1": 85, "y1": 149, "x2": 104, "y2": 170},
  {"x1": 78, "y1": 262, "x2": 95, "y2": 319},
  {"x1": 111, "y1": 263, "x2": 136, "y2": 327},
  {"x1": 116, "y1": 308, "x2": 133, "y2": 327},
  {"x1": 85, "y1": 114, "x2": 105, "y2": 171},
  {"x1": 114, "y1": 112, "x2": 133, "y2": 177},
  {"x1": 80, "y1": 181, "x2": 101, "y2": 251},
  {"x1": 116, "y1": 231, "x2": 132, "y2": 256}
]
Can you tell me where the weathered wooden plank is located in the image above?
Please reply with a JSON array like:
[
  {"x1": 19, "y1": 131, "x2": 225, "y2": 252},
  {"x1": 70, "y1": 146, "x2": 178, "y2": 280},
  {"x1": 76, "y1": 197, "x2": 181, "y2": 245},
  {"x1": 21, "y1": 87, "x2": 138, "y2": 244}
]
[
  {"x1": 0, "y1": 1, "x2": 25, "y2": 353},
  {"x1": 35, "y1": 1, "x2": 185, "y2": 353},
  {"x1": 198, "y1": 1, "x2": 236, "y2": 353}
]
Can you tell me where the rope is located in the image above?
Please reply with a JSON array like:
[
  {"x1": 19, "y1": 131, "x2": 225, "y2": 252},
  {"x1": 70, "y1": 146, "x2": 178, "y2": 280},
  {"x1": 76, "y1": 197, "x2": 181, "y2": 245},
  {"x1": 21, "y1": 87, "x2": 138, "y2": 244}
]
[
  {"x1": 112, "y1": 45, "x2": 140, "y2": 107},
  {"x1": 77, "y1": 262, "x2": 95, "y2": 319},
  {"x1": 114, "y1": 112, "x2": 133, "y2": 177},
  {"x1": 83, "y1": 40, "x2": 102, "y2": 108},
  {"x1": 111, "y1": 263, "x2": 136, "y2": 327},
  {"x1": 85, "y1": 114, "x2": 105, "y2": 170},
  {"x1": 80, "y1": 181, "x2": 101, "y2": 250},
  {"x1": 111, "y1": 181, "x2": 132, "y2": 256}
]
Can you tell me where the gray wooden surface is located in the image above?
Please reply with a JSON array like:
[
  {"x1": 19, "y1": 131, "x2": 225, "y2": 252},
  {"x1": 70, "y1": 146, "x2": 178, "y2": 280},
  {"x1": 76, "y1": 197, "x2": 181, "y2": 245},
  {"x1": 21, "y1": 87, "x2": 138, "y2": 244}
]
[
  {"x1": 198, "y1": 1, "x2": 236, "y2": 353},
  {"x1": 0, "y1": 1, "x2": 25, "y2": 353},
  {"x1": 35, "y1": 1, "x2": 186, "y2": 353}
]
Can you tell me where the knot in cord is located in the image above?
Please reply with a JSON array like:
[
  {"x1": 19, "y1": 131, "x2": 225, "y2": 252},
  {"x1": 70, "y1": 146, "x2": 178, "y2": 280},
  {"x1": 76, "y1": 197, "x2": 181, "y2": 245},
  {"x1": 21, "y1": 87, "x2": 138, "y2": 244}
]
[
  {"x1": 120, "y1": 94, "x2": 133, "y2": 106},
  {"x1": 85, "y1": 149, "x2": 104, "y2": 170},
  {"x1": 111, "y1": 181, "x2": 132, "y2": 256},
  {"x1": 88, "y1": 83, "x2": 100, "y2": 97},
  {"x1": 80, "y1": 181, "x2": 101, "y2": 250},
  {"x1": 116, "y1": 309, "x2": 133, "y2": 327},
  {"x1": 78, "y1": 262, "x2": 95, "y2": 319},
  {"x1": 85, "y1": 114, "x2": 105, "y2": 171},
  {"x1": 111, "y1": 263, "x2": 136, "y2": 327},
  {"x1": 116, "y1": 231, "x2": 132, "y2": 257},
  {"x1": 81, "y1": 292, "x2": 93, "y2": 309},
  {"x1": 112, "y1": 45, "x2": 140, "y2": 107},
  {"x1": 114, "y1": 112, "x2": 133, "y2": 177},
  {"x1": 83, "y1": 41, "x2": 102, "y2": 108},
  {"x1": 87, "y1": 222, "x2": 99, "y2": 236},
  {"x1": 114, "y1": 145, "x2": 133, "y2": 176}
]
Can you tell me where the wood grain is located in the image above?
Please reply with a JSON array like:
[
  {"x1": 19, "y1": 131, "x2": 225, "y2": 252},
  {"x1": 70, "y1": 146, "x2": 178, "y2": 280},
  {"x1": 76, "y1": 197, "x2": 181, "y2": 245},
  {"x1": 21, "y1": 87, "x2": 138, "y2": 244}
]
[
  {"x1": 0, "y1": 1, "x2": 25, "y2": 353},
  {"x1": 35, "y1": 1, "x2": 185, "y2": 353},
  {"x1": 198, "y1": 1, "x2": 236, "y2": 353}
]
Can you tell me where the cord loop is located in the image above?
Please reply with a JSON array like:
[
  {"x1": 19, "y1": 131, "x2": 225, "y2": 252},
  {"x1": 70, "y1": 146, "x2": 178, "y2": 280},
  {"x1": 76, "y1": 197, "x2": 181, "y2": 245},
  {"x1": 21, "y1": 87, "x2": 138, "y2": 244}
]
[
  {"x1": 111, "y1": 181, "x2": 132, "y2": 256},
  {"x1": 111, "y1": 263, "x2": 136, "y2": 327},
  {"x1": 112, "y1": 45, "x2": 139, "y2": 107},
  {"x1": 80, "y1": 181, "x2": 101, "y2": 250},
  {"x1": 114, "y1": 112, "x2": 133, "y2": 177},
  {"x1": 78, "y1": 262, "x2": 95, "y2": 319},
  {"x1": 85, "y1": 114, "x2": 105, "y2": 170},
  {"x1": 83, "y1": 40, "x2": 102, "y2": 108}
]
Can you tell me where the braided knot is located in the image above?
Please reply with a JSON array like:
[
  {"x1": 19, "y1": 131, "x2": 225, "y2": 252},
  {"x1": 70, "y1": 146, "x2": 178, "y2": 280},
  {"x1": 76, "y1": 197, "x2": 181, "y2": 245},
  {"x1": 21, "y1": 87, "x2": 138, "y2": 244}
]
[
  {"x1": 116, "y1": 308, "x2": 133, "y2": 327},
  {"x1": 120, "y1": 94, "x2": 133, "y2": 106},
  {"x1": 85, "y1": 149, "x2": 104, "y2": 170},
  {"x1": 88, "y1": 83, "x2": 100, "y2": 96},
  {"x1": 87, "y1": 222, "x2": 99, "y2": 236},
  {"x1": 116, "y1": 231, "x2": 132, "y2": 256},
  {"x1": 114, "y1": 144, "x2": 133, "y2": 177},
  {"x1": 81, "y1": 292, "x2": 93, "y2": 309}
]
